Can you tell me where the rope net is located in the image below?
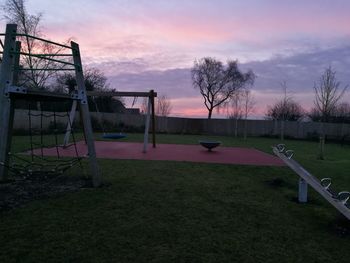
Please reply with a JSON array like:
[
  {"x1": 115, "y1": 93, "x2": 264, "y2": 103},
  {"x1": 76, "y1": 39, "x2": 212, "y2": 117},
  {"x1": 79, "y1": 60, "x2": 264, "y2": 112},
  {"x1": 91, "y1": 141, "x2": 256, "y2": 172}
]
[{"x1": 2, "y1": 100, "x2": 84, "y2": 179}]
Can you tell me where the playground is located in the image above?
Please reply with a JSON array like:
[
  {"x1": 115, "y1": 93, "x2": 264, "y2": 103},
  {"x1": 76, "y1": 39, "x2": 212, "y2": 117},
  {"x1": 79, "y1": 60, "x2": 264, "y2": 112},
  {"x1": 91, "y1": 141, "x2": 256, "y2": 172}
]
[
  {"x1": 1, "y1": 134, "x2": 350, "y2": 262},
  {"x1": 33, "y1": 140, "x2": 285, "y2": 166},
  {"x1": 1, "y1": 24, "x2": 350, "y2": 262}
]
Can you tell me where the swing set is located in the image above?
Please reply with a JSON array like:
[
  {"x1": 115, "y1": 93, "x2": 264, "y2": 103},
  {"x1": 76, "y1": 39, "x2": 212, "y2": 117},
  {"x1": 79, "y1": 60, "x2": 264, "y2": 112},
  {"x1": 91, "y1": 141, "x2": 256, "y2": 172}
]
[
  {"x1": 63, "y1": 90, "x2": 157, "y2": 153},
  {"x1": 0, "y1": 23, "x2": 157, "y2": 188},
  {"x1": 92, "y1": 95, "x2": 127, "y2": 139}
]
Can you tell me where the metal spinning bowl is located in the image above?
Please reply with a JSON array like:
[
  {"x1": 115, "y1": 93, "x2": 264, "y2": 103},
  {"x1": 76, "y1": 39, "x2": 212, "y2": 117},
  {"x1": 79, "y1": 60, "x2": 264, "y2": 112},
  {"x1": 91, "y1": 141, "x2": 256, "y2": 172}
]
[{"x1": 199, "y1": 141, "x2": 221, "y2": 151}]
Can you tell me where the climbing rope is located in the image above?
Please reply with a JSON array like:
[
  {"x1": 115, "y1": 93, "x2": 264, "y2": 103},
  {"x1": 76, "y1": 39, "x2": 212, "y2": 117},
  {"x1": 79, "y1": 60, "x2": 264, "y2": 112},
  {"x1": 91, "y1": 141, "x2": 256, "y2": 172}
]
[{"x1": 2, "y1": 100, "x2": 83, "y2": 178}]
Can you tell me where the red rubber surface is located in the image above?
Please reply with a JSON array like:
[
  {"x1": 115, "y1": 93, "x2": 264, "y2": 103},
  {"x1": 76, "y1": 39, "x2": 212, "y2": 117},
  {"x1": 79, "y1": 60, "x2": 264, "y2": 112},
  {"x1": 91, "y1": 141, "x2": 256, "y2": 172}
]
[{"x1": 35, "y1": 141, "x2": 285, "y2": 166}]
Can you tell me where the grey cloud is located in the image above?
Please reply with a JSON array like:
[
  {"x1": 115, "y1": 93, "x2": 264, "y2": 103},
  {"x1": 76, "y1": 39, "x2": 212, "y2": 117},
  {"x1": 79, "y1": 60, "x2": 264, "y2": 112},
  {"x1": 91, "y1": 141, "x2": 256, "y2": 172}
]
[
  {"x1": 88, "y1": 45, "x2": 350, "y2": 116},
  {"x1": 108, "y1": 68, "x2": 196, "y2": 99},
  {"x1": 242, "y1": 45, "x2": 350, "y2": 94},
  {"x1": 86, "y1": 59, "x2": 151, "y2": 75}
]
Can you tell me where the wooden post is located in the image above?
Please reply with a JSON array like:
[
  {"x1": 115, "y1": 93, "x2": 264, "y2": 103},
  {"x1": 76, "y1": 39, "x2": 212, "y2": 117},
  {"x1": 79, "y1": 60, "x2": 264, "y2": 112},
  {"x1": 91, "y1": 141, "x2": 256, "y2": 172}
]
[
  {"x1": 71, "y1": 41, "x2": 101, "y2": 187},
  {"x1": 298, "y1": 178, "x2": 308, "y2": 203},
  {"x1": 0, "y1": 24, "x2": 17, "y2": 181},
  {"x1": 3, "y1": 41, "x2": 21, "y2": 179},
  {"x1": 150, "y1": 90, "x2": 156, "y2": 148},
  {"x1": 12, "y1": 41, "x2": 21, "y2": 85},
  {"x1": 143, "y1": 98, "x2": 151, "y2": 153}
]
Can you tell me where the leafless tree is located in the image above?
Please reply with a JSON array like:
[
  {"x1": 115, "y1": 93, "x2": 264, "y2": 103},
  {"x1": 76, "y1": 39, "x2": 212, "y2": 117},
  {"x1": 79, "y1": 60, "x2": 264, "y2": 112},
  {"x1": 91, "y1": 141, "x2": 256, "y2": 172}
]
[
  {"x1": 191, "y1": 57, "x2": 255, "y2": 119},
  {"x1": 226, "y1": 92, "x2": 243, "y2": 137},
  {"x1": 310, "y1": 102, "x2": 350, "y2": 123},
  {"x1": 333, "y1": 102, "x2": 350, "y2": 122},
  {"x1": 226, "y1": 88, "x2": 255, "y2": 138},
  {"x1": 140, "y1": 97, "x2": 148, "y2": 114},
  {"x1": 2, "y1": 0, "x2": 69, "y2": 89},
  {"x1": 55, "y1": 68, "x2": 110, "y2": 93},
  {"x1": 266, "y1": 82, "x2": 304, "y2": 140},
  {"x1": 314, "y1": 66, "x2": 347, "y2": 122},
  {"x1": 312, "y1": 67, "x2": 347, "y2": 160},
  {"x1": 267, "y1": 100, "x2": 304, "y2": 120},
  {"x1": 54, "y1": 68, "x2": 125, "y2": 113},
  {"x1": 242, "y1": 89, "x2": 255, "y2": 140},
  {"x1": 156, "y1": 95, "x2": 172, "y2": 117},
  {"x1": 227, "y1": 92, "x2": 243, "y2": 120},
  {"x1": 266, "y1": 100, "x2": 304, "y2": 121}
]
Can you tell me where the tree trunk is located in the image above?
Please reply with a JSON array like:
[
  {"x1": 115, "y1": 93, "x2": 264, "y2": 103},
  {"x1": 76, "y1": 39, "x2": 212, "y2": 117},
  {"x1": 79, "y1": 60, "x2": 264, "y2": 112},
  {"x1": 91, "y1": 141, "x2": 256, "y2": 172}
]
[
  {"x1": 318, "y1": 122, "x2": 325, "y2": 160},
  {"x1": 208, "y1": 109, "x2": 213, "y2": 119},
  {"x1": 244, "y1": 118, "x2": 247, "y2": 140},
  {"x1": 319, "y1": 135, "x2": 325, "y2": 160},
  {"x1": 280, "y1": 120, "x2": 284, "y2": 141},
  {"x1": 234, "y1": 118, "x2": 238, "y2": 137}
]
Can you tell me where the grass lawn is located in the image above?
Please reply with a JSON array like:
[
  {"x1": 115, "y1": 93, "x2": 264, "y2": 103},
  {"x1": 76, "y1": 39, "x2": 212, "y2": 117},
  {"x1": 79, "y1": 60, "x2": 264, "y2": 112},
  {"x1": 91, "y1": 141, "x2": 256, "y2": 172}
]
[{"x1": 1, "y1": 133, "x2": 350, "y2": 262}]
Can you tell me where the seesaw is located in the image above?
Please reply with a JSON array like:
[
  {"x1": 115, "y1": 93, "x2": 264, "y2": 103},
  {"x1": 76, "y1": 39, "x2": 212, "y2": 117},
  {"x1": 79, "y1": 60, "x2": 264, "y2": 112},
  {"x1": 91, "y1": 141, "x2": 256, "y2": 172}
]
[{"x1": 272, "y1": 144, "x2": 350, "y2": 220}]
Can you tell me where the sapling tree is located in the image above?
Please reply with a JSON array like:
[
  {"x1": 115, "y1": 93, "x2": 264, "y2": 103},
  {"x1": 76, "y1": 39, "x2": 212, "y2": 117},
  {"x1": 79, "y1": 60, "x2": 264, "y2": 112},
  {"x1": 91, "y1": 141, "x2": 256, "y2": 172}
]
[
  {"x1": 242, "y1": 89, "x2": 255, "y2": 140},
  {"x1": 313, "y1": 66, "x2": 347, "y2": 122},
  {"x1": 156, "y1": 95, "x2": 172, "y2": 117},
  {"x1": 313, "y1": 66, "x2": 347, "y2": 159}
]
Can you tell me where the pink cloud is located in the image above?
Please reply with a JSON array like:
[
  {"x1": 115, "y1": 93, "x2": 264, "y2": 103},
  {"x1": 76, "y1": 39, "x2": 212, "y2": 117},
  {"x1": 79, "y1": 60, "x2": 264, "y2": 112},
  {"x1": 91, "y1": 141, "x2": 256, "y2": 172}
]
[
  {"x1": 36, "y1": 0, "x2": 350, "y2": 73},
  {"x1": 11, "y1": 1, "x2": 350, "y2": 119}
]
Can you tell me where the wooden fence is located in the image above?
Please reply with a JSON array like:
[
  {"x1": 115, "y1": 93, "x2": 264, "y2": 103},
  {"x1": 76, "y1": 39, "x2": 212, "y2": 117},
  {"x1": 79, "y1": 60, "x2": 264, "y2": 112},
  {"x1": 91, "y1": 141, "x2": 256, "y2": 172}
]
[{"x1": 12, "y1": 109, "x2": 350, "y2": 140}]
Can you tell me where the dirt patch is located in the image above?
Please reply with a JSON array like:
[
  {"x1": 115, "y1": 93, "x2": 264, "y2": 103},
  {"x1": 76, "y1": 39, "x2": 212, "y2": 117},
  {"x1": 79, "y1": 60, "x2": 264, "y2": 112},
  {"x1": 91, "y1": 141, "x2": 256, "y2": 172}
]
[{"x1": 0, "y1": 173, "x2": 91, "y2": 211}]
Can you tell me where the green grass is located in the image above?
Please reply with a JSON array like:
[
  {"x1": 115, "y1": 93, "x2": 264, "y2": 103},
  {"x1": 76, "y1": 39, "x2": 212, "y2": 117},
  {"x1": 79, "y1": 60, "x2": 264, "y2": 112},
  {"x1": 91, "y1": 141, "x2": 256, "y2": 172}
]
[{"x1": 1, "y1": 134, "x2": 350, "y2": 262}]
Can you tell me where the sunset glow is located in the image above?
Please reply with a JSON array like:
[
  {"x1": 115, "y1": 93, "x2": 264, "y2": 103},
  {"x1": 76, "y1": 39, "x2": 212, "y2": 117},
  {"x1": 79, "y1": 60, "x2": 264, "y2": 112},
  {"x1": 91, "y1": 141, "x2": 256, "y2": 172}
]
[{"x1": 1, "y1": 0, "x2": 350, "y2": 118}]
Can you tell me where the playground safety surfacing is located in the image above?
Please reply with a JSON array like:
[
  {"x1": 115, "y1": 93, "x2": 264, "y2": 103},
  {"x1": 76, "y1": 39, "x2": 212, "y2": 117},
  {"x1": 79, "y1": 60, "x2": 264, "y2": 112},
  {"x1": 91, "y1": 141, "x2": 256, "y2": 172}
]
[{"x1": 36, "y1": 141, "x2": 285, "y2": 166}]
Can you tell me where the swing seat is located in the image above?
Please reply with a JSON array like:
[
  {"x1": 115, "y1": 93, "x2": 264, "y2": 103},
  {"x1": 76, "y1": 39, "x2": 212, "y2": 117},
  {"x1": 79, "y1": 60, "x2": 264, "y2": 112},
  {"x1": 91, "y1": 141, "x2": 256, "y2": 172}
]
[{"x1": 102, "y1": 133, "x2": 126, "y2": 139}]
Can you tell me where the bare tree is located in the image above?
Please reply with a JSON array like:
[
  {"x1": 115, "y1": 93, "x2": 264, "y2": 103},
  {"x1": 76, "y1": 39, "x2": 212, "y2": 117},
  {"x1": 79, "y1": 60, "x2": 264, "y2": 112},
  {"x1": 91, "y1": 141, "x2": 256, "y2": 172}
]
[
  {"x1": 266, "y1": 100, "x2": 304, "y2": 121},
  {"x1": 227, "y1": 92, "x2": 243, "y2": 119},
  {"x1": 226, "y1": 92, "x2": 243, "y2": 137},
  {"x1": 266, "y1": 82, "x2": 304, "y2": 140},
  {"x1": 268, "y1": 82, "x2": 303, "y2": 139},
  {"x1": 140, "y1": 97, "x2": 148, "y2": 114},
  {"x1": 314, "y1": 66, "x2": 347, "y2": 122},
  {"x1": 313, "y1": 67, "x2": 347, "y2": 160},
  {"x1": 156, "y1": 95, "x2": 172, "y2": 117},
  {"x1": 55, "y1": 68, "x2": 110, "y2": 93},
  {"x1": 310, "y1": 102, "x2": 350, "y2": 123},
  {"x1": 242, "y1": 89, "x2": 255, "y2": 140},
  {"x1": 333, "y1": 102, "x2": 350, "y2": 123},
  {"x1": 191, "y1": 57, "x2": 255, "y2": 119},
  {"x1": 2, "y1": 0, "x2": 69, "y2": 89},
  {"x1": 54, "y1": 68, "x2": 125, "y2": 113}
]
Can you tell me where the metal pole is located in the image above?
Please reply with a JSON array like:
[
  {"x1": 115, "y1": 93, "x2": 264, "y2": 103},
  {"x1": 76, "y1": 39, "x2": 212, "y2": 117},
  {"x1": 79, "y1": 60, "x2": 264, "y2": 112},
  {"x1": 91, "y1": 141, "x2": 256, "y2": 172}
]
[{"x1": 298, "y1": 178, "x2": 308, "y2": 203}]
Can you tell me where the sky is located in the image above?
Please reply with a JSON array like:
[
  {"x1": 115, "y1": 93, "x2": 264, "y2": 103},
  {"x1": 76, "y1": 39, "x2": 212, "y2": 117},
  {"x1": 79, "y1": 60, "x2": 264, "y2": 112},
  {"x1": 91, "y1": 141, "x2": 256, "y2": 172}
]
[{"x1": 1, "y1": 0, "x2": 350, "y2": 118}]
